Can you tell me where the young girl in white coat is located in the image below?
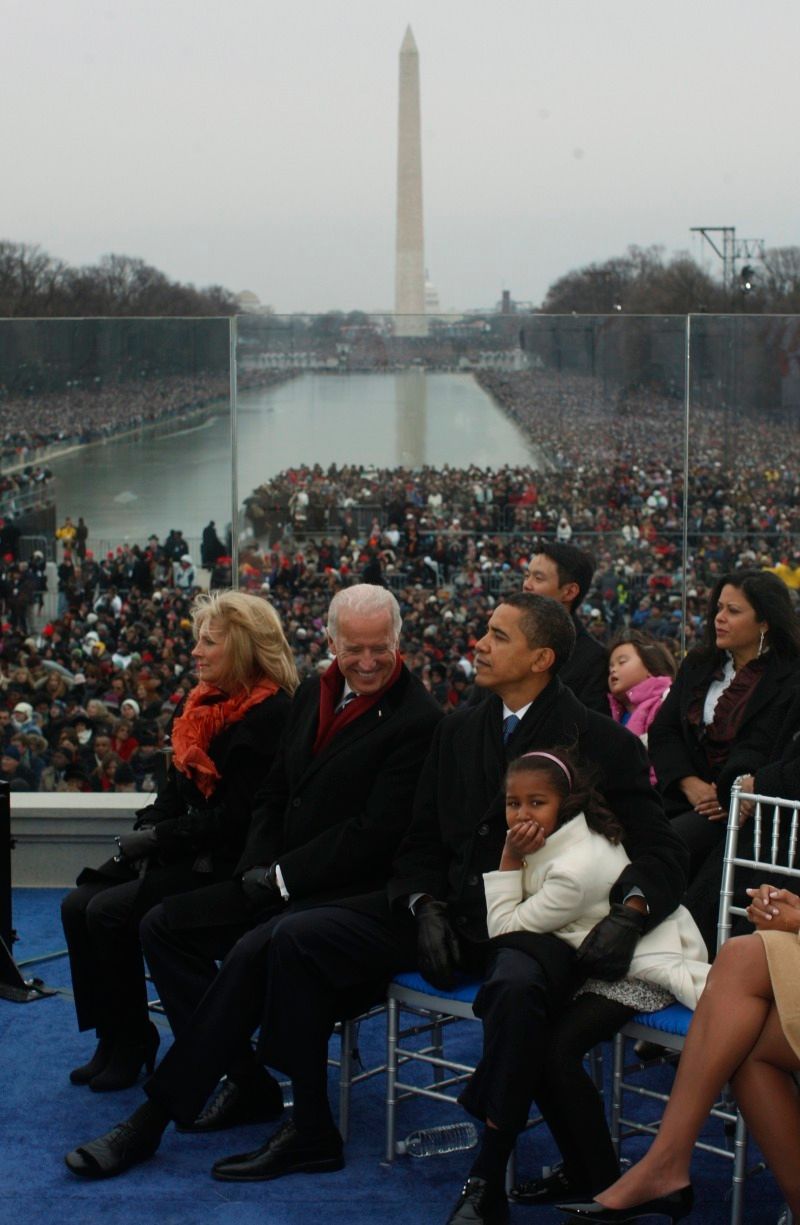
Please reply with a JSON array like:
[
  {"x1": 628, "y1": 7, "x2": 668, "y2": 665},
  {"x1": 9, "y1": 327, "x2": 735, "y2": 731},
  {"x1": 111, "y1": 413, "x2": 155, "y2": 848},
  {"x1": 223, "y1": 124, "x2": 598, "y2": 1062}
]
[
  {"x1": 481, "y1": 747, "x2": 709, "y2": 1210},
  {"x1": 484, "y1": 748, "x2": 707, "y2": 1003}
]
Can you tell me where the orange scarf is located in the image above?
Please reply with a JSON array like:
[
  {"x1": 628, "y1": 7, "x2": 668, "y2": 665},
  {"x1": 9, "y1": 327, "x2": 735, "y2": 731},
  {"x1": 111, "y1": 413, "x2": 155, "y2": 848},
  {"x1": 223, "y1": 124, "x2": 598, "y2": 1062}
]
[{"x1": 170, "y1": 678, "x2": 279, "y2": 799}]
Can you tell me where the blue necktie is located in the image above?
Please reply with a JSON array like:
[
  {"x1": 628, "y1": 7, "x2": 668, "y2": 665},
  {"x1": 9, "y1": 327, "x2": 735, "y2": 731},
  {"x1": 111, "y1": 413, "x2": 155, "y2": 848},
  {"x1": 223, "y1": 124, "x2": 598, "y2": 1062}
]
[{"x1": 502, "y1": 714, "x2": 520, "y2": 744}]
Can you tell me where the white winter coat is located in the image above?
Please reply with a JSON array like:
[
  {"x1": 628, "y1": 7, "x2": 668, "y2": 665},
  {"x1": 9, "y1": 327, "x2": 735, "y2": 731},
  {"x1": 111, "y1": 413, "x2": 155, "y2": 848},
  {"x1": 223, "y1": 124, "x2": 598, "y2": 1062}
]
[{"x1": 483, "y1": 813, "x2": 709, "y2": 1008}]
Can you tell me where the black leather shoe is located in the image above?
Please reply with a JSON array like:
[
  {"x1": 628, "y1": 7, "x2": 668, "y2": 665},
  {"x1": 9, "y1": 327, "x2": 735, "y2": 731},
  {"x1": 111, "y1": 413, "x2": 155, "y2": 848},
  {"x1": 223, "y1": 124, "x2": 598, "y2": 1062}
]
[
  {"x1": 510, "y1": 1166, "x2": 586, "y2": 1205},
  {"x1": 211, "y1": 1119, "x2": 344, "y2": 1182},
  {"x1": 633, "y1": 1039, "x2": 673, "y2": 1063},
  {"x1": 557, "y1": 1184, "x2": 694, "y2": 1222},
  {"x1": 64, "y1": 1120, "x2": 161, "y2": 1180},
  {"x1": 445, "y1": 1177, "x2": 509, "y2": 1225},
  {"x1": 176, "y1": 1074, "x2": 283, "y2": 1133}
]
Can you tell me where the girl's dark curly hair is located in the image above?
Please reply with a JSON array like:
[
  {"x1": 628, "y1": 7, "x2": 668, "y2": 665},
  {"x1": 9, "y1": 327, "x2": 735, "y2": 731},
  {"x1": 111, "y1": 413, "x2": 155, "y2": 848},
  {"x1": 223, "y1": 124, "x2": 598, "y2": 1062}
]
[{"x1": 506, "y1": 743, "x2": 624, "y2": 845}]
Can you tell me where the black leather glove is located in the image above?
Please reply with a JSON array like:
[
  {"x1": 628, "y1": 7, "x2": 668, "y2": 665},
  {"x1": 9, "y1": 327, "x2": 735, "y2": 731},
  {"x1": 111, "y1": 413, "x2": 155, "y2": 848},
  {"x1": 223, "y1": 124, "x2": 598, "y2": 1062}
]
[
  {"x1": 240, "y1": 864, "x2": 282, "y2": 909},
  {"x1": 133, "y1": 806, "x2": 160, "y2": 830},
  {"x1": 415, "y1": 898, "x2": 461, "y2": 991},
  {"x1": 575, "y1": 902, "x2": 648, "y2": 981},
  {"x1": 114, "y1": 827, "x2": 158, "y2": 862}
]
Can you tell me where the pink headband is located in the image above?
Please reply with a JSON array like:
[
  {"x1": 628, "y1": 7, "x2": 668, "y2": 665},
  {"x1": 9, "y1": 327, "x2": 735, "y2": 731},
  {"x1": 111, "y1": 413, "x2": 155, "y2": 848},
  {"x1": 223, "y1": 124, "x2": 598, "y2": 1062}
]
[{"x1": 517, "y1": 751, "x2": 572, "y2": 790}]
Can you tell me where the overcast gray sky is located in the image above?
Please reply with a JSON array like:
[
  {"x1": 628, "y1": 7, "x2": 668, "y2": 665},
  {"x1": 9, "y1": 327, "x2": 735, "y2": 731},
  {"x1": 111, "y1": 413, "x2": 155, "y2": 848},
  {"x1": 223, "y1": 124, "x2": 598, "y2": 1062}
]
[{"x1": 3, "y1": 0, "x2": 798, "y2": 313}]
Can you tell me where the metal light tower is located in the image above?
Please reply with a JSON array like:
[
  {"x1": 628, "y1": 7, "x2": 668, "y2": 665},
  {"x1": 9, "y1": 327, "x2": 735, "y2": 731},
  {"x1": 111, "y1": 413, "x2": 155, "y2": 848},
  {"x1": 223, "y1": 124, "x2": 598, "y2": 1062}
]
[{"x1": 690, "y1": 226, "x2": 766, "y2": 293}]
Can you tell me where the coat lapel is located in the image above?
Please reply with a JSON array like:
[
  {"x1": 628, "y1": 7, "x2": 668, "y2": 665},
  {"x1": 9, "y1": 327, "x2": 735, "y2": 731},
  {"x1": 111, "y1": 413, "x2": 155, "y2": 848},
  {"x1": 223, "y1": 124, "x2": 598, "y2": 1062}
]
[
  {"x1": 742, "y1": 656, "x2": 797, "y2": 723},
  {"x1": 453, "y1": 681, "x2": 576, "y2": 829},
  {"x1": 291, "y1": 674, "x2": 402, "y2": 790},
  {"x1": 454, "y1": 693, "x2": 505, "y2": 821}
]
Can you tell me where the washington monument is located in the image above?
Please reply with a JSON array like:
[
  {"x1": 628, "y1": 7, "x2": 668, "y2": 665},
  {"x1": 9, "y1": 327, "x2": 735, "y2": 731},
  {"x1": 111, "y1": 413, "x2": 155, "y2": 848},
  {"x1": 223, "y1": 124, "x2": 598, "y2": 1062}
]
[{"x1": 395, "y1": 26, "x2": 427, "y2": 337}]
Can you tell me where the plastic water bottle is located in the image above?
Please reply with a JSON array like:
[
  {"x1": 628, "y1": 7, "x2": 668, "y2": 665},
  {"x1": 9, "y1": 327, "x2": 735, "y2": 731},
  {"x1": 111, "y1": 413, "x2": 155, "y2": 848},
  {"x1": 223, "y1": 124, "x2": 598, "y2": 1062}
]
[{"x1": 397, "y1": 1121, "x2": 478, "y2": 1158}]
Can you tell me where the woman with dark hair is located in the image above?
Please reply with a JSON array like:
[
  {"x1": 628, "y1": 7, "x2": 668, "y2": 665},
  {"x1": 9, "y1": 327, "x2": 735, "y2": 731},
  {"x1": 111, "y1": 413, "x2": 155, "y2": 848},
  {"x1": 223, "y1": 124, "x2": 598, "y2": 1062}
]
[
  {"x1": 61, "y1": 590, "x2": 298, "y2": 1093},
  {"x1": 648, "y1": 568, "x2": 800, "y2": 953}
]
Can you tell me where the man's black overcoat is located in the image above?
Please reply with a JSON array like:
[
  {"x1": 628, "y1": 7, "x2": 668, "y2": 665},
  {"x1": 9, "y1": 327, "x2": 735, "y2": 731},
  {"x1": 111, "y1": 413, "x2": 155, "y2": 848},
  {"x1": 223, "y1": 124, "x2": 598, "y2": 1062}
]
[
  {"x1": 386, "y1": 677, "x2": 688, "y2": 941},
  {"x1": 163, "y1": 664, "x2": 442, "y2": 928}
]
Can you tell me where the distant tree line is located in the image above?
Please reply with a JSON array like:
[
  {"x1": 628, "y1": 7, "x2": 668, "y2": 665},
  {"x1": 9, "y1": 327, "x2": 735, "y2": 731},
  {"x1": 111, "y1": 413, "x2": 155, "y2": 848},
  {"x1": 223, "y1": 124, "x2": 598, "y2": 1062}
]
[
  {"x1": 0, "y1": 242, "x2": 237, "y2": 317},
  {"x1": 5, "y1": 236, "x2": 799, "y2": 322},
  {"x1": 540, "y1": 244, "x2": 800, "y2": 315}
]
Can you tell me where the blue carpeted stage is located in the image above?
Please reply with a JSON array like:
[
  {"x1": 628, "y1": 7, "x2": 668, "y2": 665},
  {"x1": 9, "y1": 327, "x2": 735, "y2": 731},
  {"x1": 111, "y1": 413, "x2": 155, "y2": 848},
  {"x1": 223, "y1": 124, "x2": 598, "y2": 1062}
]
[{"x1": 0, "y1": 890, "x2": 785, "y2": 1224}]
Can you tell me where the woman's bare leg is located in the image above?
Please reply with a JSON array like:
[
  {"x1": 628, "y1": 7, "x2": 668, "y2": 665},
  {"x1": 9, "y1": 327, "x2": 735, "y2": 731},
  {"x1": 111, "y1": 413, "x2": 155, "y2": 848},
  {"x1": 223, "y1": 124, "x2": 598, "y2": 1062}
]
[
  {"x1": 731, "y1": 1006, "x2": 800, "y2": 1215},
  {"x1": 595, "y1": 935, "x2": 774, "y2": 1209}
]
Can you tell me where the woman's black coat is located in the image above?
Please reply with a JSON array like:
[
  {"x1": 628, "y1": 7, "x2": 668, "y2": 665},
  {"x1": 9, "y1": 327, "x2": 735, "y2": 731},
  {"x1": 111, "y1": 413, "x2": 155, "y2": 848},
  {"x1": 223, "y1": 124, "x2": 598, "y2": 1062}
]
[
  {"x1": 76, "y1": 689, "x2": 292, "y2": 911},
  {"x1": 649, "y1": 651, "x2": 800, "y2": 816}
]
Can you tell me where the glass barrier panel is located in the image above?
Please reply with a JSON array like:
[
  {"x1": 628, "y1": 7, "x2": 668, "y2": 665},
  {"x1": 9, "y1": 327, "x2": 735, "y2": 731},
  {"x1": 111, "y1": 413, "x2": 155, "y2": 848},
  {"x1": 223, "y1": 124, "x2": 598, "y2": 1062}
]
[
  {"x1": 491, "y1": 313, "x2": 689, "y2": 658},
  {"x1": 234, "y1": 311, "x2": 688, "y2": 687},
  {"x1": 5, "y1": 308, "x2": 798, "y2": 784},
  {"x1": 687, "y1": 313, "x2": 800, "y2": 652},
  {"x1": 0, "y1": 315, "x2": 232, "y2": 676}
]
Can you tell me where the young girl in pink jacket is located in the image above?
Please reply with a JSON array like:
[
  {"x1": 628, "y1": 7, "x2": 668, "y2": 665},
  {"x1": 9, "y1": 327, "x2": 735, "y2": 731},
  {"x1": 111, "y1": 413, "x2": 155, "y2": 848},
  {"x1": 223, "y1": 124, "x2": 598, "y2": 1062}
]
[{"x1": 607, "y1": 631, "x2": 676, "y2": 778}]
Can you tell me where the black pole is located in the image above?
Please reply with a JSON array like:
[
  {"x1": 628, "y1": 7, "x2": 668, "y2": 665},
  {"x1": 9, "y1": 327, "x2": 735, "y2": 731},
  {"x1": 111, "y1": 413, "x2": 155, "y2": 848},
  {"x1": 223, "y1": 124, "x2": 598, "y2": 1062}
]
[
  {"x1": 0, "y1": 779, "x2": 14, "y2": 950},
  {"x1": 0, "y1": 778, "x2": 55, "y2": 1002}
]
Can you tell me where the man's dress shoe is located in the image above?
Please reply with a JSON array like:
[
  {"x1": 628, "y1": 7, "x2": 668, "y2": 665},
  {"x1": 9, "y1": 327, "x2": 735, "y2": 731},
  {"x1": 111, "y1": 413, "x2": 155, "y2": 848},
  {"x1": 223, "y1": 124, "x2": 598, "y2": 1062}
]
[
  {"x1": 177, "y1": 1075, "x2": 283, "y2": 1132},
  {"x1": 211, "y1": 1119, "x2": 344, "y2": 1182},
  {"x1": 64, "y1": 1120, "x2": 160, "y2": 1179},
  {"x1": 445, "y1": 1177, "x2": 509, "y2": 1225},
  {"x1": 510, "y1": 1165, "x2": 586, "y2": 1205}
]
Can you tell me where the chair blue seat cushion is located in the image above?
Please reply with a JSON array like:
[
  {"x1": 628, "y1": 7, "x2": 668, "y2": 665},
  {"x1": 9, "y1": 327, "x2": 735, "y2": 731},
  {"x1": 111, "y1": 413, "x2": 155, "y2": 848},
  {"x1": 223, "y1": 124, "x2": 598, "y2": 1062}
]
[
  {"x1": 630, "y1": 1002, "x2": 693, "y2": 1037},
  {"x1": 391, "y1": 971, "x2": 483, "y2": 1004}
]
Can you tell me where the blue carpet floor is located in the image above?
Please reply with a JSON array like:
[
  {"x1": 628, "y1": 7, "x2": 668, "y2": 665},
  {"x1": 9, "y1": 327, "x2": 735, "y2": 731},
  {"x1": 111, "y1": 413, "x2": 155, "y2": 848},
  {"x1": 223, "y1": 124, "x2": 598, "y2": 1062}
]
[{"x1": 0, "y1": 890, "x2": 786, "y2": 1224}]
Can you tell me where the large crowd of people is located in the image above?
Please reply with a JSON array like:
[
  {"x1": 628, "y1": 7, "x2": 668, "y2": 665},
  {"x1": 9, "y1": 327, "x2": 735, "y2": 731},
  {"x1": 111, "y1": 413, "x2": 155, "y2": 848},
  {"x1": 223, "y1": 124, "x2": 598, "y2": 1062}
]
[
  {"x1": 5, "y1": 361, "x2": 800, "y2": 1219},
  {"x1": 5, "y1": 396, "x2": 800, "y2": 797},
  {"x1": 0, "y1": 369, "x2": 289, "y2": 469}
]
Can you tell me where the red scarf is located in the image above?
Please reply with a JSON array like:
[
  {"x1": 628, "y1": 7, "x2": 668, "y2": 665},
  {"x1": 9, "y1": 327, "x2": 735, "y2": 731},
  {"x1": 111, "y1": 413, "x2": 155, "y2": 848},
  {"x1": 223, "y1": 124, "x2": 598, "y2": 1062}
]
[
  {"x1": 313, "y1": 656, "x2": 403, "y2": 756},
  {"x1": 171, "y1": 678, "x2": 279, "y2": 799}
]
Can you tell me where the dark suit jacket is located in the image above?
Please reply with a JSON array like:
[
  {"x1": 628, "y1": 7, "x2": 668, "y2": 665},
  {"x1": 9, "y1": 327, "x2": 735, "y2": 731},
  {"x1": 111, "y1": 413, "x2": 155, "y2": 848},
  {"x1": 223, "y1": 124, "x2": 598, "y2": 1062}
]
[
  {"x1": 235, "y1": 664, "x2": 443, "y2": 904},
  {"x1": 560, "y1": 620, "x2": 610, "y2": 715},
  {"x1": 648, "y1": 651, "x2": 800, "y2": 815},
  {"x1": 386, "y1": 678, "x2": 687, "y2": 942}
]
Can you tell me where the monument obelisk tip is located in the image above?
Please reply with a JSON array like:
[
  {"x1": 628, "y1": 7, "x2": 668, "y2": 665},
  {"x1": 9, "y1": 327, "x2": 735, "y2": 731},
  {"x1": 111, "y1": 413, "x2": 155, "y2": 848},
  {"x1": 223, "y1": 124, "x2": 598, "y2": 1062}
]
[
  {"x1": 395, "y1": 25, "x2": 427, "y2": 336},
  {"x1": 400, "y1": 25, "x2": 417, "y2": 53}
]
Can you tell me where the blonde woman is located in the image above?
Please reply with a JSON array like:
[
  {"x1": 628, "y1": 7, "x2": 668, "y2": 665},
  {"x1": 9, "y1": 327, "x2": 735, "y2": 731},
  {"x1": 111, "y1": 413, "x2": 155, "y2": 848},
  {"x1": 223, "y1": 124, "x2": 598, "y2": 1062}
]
[{"x1": 61, "y1": 591, "x2": 297, "y2": 1093}]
